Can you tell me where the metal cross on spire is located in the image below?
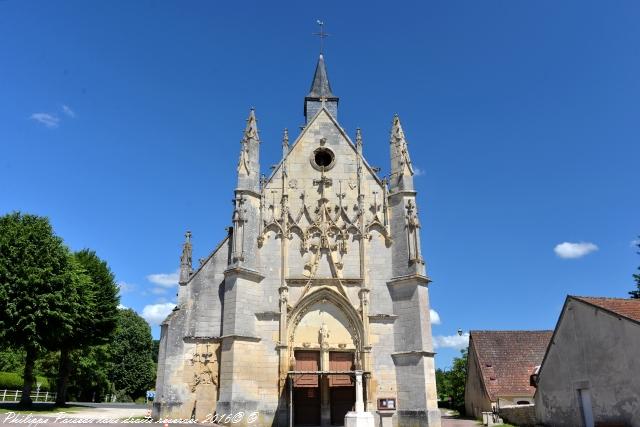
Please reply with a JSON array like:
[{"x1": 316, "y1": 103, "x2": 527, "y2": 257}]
[{"x1": 313, "y1": 20, "x2": 329, "y2": 55}]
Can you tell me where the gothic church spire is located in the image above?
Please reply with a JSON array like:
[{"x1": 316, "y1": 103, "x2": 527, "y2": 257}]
[{"x1": 304, "y1": 55, "x2": 339, "y2": 122}]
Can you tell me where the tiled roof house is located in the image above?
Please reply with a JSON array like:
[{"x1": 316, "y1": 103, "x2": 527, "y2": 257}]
[
  {"x1": 573, "y1": 296, "x2": 640, "y2": 322},
  {"x1": 464, "y1": 330, "x2": 552, "y2": 418}
]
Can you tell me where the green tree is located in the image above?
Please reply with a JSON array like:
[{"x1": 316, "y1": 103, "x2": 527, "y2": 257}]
[
  {"x1": 0, "y1": 212, "x2": 81, "y2": 407},
  {"x1": 0, "y1": 348, "x2": 25, "y2": 373},
  {"x1": 67, "y1": 344, "x2": 114, "y2": 402},
  {"x1": 108, "y1": 309, "x2": 156, "y2": 400},
  {"x1": 435, "y1": 349, "x2": 468, "y2": 411},
  {"x1": 630, "y1": 237, "x2": 640, "y2": 299},
  {"x1": 55, "y1": 249, "x2": 119, "y2": 405},
  {"x1": 435, "y1": 368, "x2": 451, "y2": 403},
  {"x1": 448, "y1": 349, "x2": 468, "y2": 410},
  {"x1": 34, "y1": 346, "x2": 115, "y2": 403},
  {"x1": 152, "y1": 340, "x2": 160, "y2": 363}
]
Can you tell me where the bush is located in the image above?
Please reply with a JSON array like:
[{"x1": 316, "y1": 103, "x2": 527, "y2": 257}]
[
  {"x1": 0, "y1": 372, "x2": 22, "y2": 389},
  {"x1": 114, "y1": 389, "x2": 133, "y2": 403},
  {"x1": 0, "y1": 371, "x2": 51, "y2": 391}
]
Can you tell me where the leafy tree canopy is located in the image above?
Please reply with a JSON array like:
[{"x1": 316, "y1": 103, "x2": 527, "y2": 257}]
[
  {"x1": 435, "y1": 349, "x2": 468, "y2": 411},
  {"x1": 55, "y1": 250, "x2": 120, "y2": 405},
  {"x1": 0, "y1": 212, "x2": 84, "y2": 405},
  {"x1": 74, "y1": 249, "x2": 120, "y2": 344},
  {"x1": 0, "y1": 212, "x2": 80, "y2": 351},
  {"x1": 108, "y1": 309, "x2": 156, "y2": 400},
  {"x1": 0, "y1": 349, "x2": 24, "y2": 373}
]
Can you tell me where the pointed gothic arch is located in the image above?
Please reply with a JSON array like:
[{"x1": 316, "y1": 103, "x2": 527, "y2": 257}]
[{"x1": 288, "y1": 287, "x2": 364, "y2": 354}]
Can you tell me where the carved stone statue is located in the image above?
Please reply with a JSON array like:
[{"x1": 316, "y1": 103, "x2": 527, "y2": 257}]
[{"x1": 319, "y1": 322, "x2": 330, "y2": 349}]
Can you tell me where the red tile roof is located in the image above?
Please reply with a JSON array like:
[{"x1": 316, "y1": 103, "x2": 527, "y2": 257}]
[
  {"x1": 470, "y1": 330, "x2": 552, "y2": 400},
  {"x1": 573, "y1": 296, "x2": 640, "y2": 322}
]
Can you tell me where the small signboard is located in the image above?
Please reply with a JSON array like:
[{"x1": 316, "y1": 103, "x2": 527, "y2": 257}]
[{"x1": 377, "y1": 398, "x2": 396, "y2": 411}]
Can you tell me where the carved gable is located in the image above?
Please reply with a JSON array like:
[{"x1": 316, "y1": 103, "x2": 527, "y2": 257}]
[{"x1": 260, "y1": 108, "x2": 390, "y2": 287}]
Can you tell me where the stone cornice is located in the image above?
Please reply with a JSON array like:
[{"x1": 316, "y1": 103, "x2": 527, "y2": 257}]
[
  {"x1": 255, "y1": 311, "x2": 280, "y2": 321},
  {"x1": 286, "y1": 277, "x2": 362, "y2": 286},
  {"x1": 235, "y1": 189, "x2": 261, "y2": 199},
  {"x1": 223, "y1": 265, "x2": 265, "y2": 282},
  {"x1": 387, "y1": 190, "x2": 417, "y2": 199},
  {"x1": 368, "y1": 314, "x2": 398, "y2": 323},
  {"x1": 391, "y1": 350, "x2": 436, "y2": 359},
  {"x1": 183, "y1": 336, "x2": 222, "y2": 344},
  {"x1": 387, "y1": 274, "x2": 431, "y2": 287},
  {"x1": 220, "y1": 334, "x2": 262, "y2": 342}
]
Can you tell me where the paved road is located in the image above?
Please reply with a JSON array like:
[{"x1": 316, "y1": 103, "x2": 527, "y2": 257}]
[
  {"x1": 1, "y1": 402, "x2": 150, "y2": 425},
  {"x1": 67, "y1": 402, "x2": 150, "y2": 409},
  {"x1": 441, "y1": 409, "x2": 479, "y2": 427},
  {"x1": 2, "y1": 405, "x2": 475, "y2": 426}
]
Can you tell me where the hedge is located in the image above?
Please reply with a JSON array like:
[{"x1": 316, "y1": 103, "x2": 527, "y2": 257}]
[{"x1": 0, "y1": 372, "x2": 51, "y2": 391}]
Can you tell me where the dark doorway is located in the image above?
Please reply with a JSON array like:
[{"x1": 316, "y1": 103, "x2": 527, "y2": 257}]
[
  {"x1": 330, "y1": 387, "x2": 355, "y2": 426},
  {"x1": 294, "y1": 387, "x2": 321, "y2": 426},
  {"x1": 329, "y1": 352, "x2": 355, "y2": 426},
  {"x1": 293, "y1": 351, "x2": 321, "y2": 426}
]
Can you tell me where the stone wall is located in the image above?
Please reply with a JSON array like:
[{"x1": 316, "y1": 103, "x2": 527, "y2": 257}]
[
  {"x1": 464, "y1": 339, "x2": 492, "y2": 418},
  {"x1": 535, "y1": 299, "x2": 640, "y2": 426},
  {"x1": 499, "y1": 404, "x2": 536, "y2": 427}
]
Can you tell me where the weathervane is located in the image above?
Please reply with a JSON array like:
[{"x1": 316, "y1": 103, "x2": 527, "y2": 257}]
[{"x1": 313, "y1": 20, "x2": 329, "y2": 55}]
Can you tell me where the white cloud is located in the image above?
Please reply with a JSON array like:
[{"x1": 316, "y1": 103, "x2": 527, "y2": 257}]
[
  {"x1": 554, "y1": 242, "x2": 598, "y2": 259},
  {"x1": 433, "y1": 332, "x2": 469, "y2": 350},
  {"x1": 151, "y1": 287, "x2": 167, "y2": 295},
  {"x1": 30, "y1": 113, "x2": 59, "y2": 128},
  {"x1": 117, "y1": 281, "x2": 134, "y2": 294},
  {"x1": 117, "y1": 304, "x2": 128, "y2": 310},
  {"x1": 147, "y1": 270, "x2": 180, "y2": 288},
  {"x1": 413, "y1": 167, "x2": 424, "y2": 176},
  {"x1": 61, "y1": 104, "x2": 76, "y2": 118},
  {"x1": 430, "y1": 309, "x2": 441, "y2": 325},
  {"x1": 142, "y1": 303, "x2": 176, "y2": 327}
]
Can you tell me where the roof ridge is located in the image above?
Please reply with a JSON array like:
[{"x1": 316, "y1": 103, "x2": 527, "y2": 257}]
[
  {"x1": 570, "y1": 296, "x2": 640, "y2": 323},
  {"x1": 572, "y1": 295, "x2": 637, "y2": 300}
]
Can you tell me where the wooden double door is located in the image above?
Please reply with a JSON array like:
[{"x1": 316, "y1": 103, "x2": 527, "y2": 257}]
[{"x1": 293, "y1": 350, "x2": 356, "y2": 426}]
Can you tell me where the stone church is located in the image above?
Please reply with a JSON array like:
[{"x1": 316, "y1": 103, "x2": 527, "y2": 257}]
[{"x1": 153, "y1": 54, "x2": 441, "y2": 427}]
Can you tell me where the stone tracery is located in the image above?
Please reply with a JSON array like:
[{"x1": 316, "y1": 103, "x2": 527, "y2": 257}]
[{"x1": 258, "y1": 169, "x2": 390, "y2": 281}]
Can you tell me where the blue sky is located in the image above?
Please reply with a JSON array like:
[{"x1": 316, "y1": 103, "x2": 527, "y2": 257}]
[{"x1": 1, "y1": 1, "x2": 639, "y2": 369}]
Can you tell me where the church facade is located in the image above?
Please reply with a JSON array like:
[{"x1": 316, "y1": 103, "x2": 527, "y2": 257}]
[{"x1": 153, "y1": 55, "x2": 441, "y2": 427}]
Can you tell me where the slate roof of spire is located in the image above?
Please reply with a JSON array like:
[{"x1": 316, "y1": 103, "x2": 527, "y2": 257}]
[
  {"x1": 470, "y1": 330, "x2": 553, "y2": 400},
  {"x1": 306, "y1": 54, "x2": 337, "y2": 99}
]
